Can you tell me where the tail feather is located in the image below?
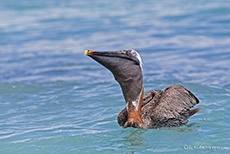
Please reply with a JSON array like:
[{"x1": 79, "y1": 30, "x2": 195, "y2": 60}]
[{"x1": 189, "y1": 107, "x2": 203, "y2": 117}]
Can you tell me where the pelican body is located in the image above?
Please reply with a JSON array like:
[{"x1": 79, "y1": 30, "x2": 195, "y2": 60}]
[{"x1": 85, "y1": 49, "x2": 202, "y2": 129}]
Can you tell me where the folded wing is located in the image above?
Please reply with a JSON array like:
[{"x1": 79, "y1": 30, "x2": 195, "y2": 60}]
[
  {"x1": 118, "y1": 85, "x2": 201, "y2": 128},
  {"x1": 148, "y1": 85, "x2": 199, "y2": 121}
]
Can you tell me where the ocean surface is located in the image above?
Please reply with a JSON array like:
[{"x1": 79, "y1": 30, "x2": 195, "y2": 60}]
[{"x1": 0, "y1": 0, "x2": 230, "y2": 153}]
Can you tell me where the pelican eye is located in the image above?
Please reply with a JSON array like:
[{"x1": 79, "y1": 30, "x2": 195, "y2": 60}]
[{"x1": 130, "y1": 50, "x2": 137, "y2": 56}]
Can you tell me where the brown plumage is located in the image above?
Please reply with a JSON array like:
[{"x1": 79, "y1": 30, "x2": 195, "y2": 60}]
[{"x1": 118, "y1": 85, "x2": 202, "y2": 129}]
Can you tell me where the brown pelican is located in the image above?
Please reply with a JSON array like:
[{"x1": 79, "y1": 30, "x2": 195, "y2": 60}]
[{"x1": 84, "y1": 49, "x2": 202, "y2": 129}]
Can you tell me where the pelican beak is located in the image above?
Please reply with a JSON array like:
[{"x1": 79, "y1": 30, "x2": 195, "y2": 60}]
[
  {"x1": 84, "y1": 49, "x2": 140, "y2": 66},
  {"x1": 84, "y1": 50, "x2": 126, "y2": 57},
  {"x1": 84, "y1": 50, "x2": 138, "y2": 74}
]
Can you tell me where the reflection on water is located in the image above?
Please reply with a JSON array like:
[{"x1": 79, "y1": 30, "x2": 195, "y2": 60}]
[
  {"x1": 159, "y1": 122, "x2": 201, "y2": 133},
  {"x1": 123, "y1": 129, "x2": 148, "y2": 146},
  {"x1": 119, "y1": 129, "x2": 150, "y2": 154}
]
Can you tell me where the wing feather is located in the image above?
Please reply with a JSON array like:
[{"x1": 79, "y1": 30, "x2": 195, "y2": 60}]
[{"x1": 149, "y1": 85, "x2": 199, "y2": 121}]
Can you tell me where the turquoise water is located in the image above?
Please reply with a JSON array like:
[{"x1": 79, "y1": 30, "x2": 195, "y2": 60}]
[{"x1": 0, "y1": 0, "x2": 230, "y2": 153}]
